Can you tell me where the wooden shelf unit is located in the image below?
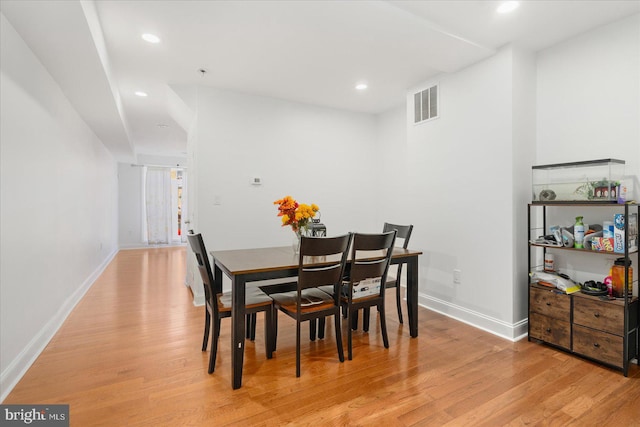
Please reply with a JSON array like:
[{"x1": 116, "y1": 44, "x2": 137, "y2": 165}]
[{"x1": 527, "y1": 202, "x2": 639, "y2": 376}]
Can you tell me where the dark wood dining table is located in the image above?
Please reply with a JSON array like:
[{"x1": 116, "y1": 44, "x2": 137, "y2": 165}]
[{"x1": 210, "y1": 245, "x2": 422, "y2": 389}]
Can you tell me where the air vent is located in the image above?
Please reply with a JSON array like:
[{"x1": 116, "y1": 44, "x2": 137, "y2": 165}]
[{"x1": 413, "y1": 84, "x2": 438, "y2": 124}]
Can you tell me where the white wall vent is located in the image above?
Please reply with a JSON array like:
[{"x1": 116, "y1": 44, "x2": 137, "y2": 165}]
[{"x1": 413, "y1": 84, "x2": 438, "y2": 124}]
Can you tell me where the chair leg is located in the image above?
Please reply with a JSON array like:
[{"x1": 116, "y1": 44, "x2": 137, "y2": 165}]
[
  {"x1": 202, "y1": 309, "x2": 211, "y2": 351},
  {"x1": 379, "y1": 303, "x2": 389, "y2": 349},
  {"x1": 318, "y1": 317, "x2": 326, "y2": 339},
  {"x1": 395, "y1": 284, "x2": 403, "y2": 324},
  {"x1": 245, "y1": 314, "x2": 257, "y2": 340},
  {"x1": 296, "y1": 319, "x2": 301, "y2": 377},
  {"x1": 264, "y1": 309, "x2": 274, "y2": 359},
  {"x1": 363, "y1": 307, "x2": 370, "y2": 332},
  {"x1": 209, "y1": 317, "x2": 221, "y2": 374},
  {"x1": 272, "y1": 309, "x2": 279, "y2": 352},
  {"x1": 250, "y1": 313, "x2": 257, "y2": 341},
  {"x1": 347, "y1": 308, "x2": 354, "y2": 360},
  {"x1": 334, "y1": 314, "x2": 344, "y2": 363},
  {"x1": 309, "y1": 319, "x2": 317, "y2": 341},
  {"x1": 351, "y1": 309, "x2": 359, "y2": 330}
]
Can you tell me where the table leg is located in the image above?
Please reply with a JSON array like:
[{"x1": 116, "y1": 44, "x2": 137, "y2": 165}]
[
  {"x1": 230, "y1": 275, "x2": 246, "y2": 389},
  {"x1": 406, "y1": 256, "x2": 419, "y2": 338}
]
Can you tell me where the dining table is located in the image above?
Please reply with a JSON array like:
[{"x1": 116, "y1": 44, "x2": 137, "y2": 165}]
[{"x1": 210, "y1": 244, "x2": 422, "y2": 389}]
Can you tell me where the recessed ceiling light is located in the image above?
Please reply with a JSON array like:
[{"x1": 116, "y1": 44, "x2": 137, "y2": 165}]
[
  {"x1": 355, "y1": 83, "x2": 368, "y2": 90},
  {"x1": 134, "y1": 91, "x2": 148, "y2": 97},
  {"x1": 142, "y1": 33, "x2": 161, "y2": 43},
  {"x1": 157, "y1": 123, "x2": 170, "y2": 128},
  {"x1": 497, "y1": 1, "x2": 519, "y2": 14}
]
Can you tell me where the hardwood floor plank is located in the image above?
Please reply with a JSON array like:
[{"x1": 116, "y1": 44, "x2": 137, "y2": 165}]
[{"x1": 3, "y1": 247, "x2": 639, "y2": 426}]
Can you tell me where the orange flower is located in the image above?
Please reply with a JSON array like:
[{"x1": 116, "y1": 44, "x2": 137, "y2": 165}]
[{"x1": 274, "y1": 196, "x2": 319, "y2": 233}]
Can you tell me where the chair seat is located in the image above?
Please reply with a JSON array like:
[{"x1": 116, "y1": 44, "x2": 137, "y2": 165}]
[
  {"x1": 318, "y1": 284, "x2": 333, "y2": 294},
  {"x1": 339, "y1": 293, "x2": 378, "y2": 303},
  {"x1": 217, "y1": 288, "x2": 273, "y2": 312},
  {"x1": 271, "y1": 288, "x2": 335, "y2": 314}
]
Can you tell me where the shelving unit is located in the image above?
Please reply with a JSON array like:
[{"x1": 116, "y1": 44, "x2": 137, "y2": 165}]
[{"x1": 527, "y1": 202, "x2": 639, "y2": 376}]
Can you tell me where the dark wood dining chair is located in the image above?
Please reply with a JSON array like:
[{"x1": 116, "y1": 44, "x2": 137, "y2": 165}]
[
  {"x1": 378, "y1": 222, "x2": 413, "y2": 325},
  {"x1": 324, "y1": 230, "x2": 396, "y2": 360},
  {"x1": 187, "y1": 232, "x2": 275, "y2": 373},
  {"x1": 269, "y1": 233, "x2": 352, "y2": 377},
  {"x1": 354, "y1": 223, "x2": 413, "y2": 331}
]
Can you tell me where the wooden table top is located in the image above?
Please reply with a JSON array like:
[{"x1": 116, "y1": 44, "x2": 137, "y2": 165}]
[{"x1": 211, "y1": 246, "x2": 422, "y2": 276}]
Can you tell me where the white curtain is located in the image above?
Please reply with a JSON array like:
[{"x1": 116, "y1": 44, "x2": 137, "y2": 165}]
[{"x1": 145, "y1": 167, "x2": 172, "y2": 244}]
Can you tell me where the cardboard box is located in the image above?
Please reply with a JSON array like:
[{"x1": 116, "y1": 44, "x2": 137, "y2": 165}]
[
  {"x1": 342, "y1": 277, "x2": 381, "y2": 298},
  {"x1": 614, "y1": 213, "x2": 639, "y2": 253},
  {"x1": 614, "y1": 214, "x2": 625, "y2": 253},
  {"x1": 591, "y1": 237, "x2": 614, "y2": 252}
]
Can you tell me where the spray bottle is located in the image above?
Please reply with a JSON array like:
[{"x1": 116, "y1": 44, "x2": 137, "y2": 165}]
[{"x1": 574, "y1": 216, "x2": 585, "y2": 249}]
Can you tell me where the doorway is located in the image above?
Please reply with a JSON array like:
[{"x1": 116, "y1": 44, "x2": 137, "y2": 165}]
[{"x1": 144, "y1": 167, "x2": 187, "y2": 245}]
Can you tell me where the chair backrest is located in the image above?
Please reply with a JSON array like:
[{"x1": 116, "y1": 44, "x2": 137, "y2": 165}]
[
  {"x1": 297, "y1": 234, "x2": 352, "y2": 293},
  {"x1": 348, "y1": 231, "x2": 397, "y2": 296},
  {"x1": 383, "y1": 223, "x2": 413, "y2": 249},
  {"x1": 187, "y1": 233, "x2": 220, "y2": 299}
]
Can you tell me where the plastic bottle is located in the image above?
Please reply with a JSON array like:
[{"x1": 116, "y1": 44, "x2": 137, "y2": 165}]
[
  {"x1": 574, "y1": 216, "x2": 585, "y2": 249},
  {"x1": 611, "y1": 257, "x2": 633, "y2": 298}
]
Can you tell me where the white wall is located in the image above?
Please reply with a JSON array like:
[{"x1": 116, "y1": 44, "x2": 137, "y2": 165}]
[
  {"x1": 188, "y1": 87, "x2": 378, "y2": 298},
  {"x1": 511, "y1": 47, "x2": 537, "y2": 328},
  {"x1": 535, "y1": 14, "x2": 640, "y2": 288},
  {"x1": 0, "y1": 14, "x2": 119, "y2": 400},
  {"x1": 194, "y1": 87, "x2": 379, "y2": 248},
  {"x1": 376, "y1": 104, "x2": 408, "y2": 224},
  {"x1": 118, "y1": 163, "x2": 144, "y2": 248},
  {"x1": 394, "y1": 46, "x2": 533, "y2": 339},
  {"x1": 537, "y1": 14, "x2": 640, "y2": 190}
]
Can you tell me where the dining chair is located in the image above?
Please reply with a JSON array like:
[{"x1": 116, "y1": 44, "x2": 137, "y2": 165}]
[
  {"x1": 269, "y1": 233, "x2": 352, "y2": 377},
  {"x1": 351, "y1": 223, "x2": 413, "y2": 332},
  {"x1": 376, "y1": 222, "x2": 413, "y2": 326},
  {"x1": 323, "y1": 230, "x2": 396, "y2": 360},
  {"x1": 187, "y1": 232, "x2": 275, "y2": 373}
]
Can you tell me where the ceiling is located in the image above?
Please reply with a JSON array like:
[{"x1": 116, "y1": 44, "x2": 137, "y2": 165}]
[{"x1": 2, "y1": 1, "x2": 639, "y2": 163}]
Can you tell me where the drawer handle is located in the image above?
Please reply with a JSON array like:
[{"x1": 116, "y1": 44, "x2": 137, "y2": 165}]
[
  {"x1": 593, "y1": 312, "x2": 600, "y2": 318},
  {"x1": 546, "y1": 328, "x2": 552, "y2": 333},
  {"x1": 593, "y1": 343, "x2": 600, "y2": 348},
  {"x1": 545, "y1": 302, "x2": 551, "y2": 306}
]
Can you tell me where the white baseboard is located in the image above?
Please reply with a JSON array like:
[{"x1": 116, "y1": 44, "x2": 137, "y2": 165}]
[
  {"x1": 192, "y1": 294, "x2": 206, "y2": 306},
  {"x1": 0, "y1": 249, "x2": 118, "y2": 402},
  {"x1": 419, "y1": 293, "x2": 529, "y2": 342},
  {"x1": 119, "y1": 242, "x2": 187, "y2": 250}
]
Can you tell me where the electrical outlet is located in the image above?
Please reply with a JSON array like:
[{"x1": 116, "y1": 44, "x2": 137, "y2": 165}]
[{"x1": 453, "y1": 269, "x2": 462, "y2": 284}]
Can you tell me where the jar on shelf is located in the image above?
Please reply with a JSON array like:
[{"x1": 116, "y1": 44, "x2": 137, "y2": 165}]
[{"x1": 611, "y1": 257, "x2": 633, "y2": 298}]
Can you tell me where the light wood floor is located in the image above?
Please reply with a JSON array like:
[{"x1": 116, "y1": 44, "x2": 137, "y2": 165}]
[{"x1": 3, "y1": 247, "x2": 639, "y2": 426}]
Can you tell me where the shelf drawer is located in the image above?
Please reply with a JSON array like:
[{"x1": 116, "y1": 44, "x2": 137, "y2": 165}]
[
  {"x1": 573, "y1": 297, "x2": 624, "y2": 336},
  {"x1": 573, "y1": 325, "x2": 623, "y2": 368},
  {"x1": 529, "y1": 312, "x2": 571, "y2": 350},
  {"x1": 530, "y1": 286, "x2": 571, "y2": 321}
]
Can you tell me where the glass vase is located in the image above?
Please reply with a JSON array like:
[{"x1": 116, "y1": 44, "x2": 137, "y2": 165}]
[{"x1": 292, "y1": 230, "x2": 302, "y2": 255}]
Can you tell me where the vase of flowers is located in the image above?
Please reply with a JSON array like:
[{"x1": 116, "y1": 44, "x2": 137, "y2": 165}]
[{"x1": 274, "y1": 196, "x2": 320, "y2": 254}]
